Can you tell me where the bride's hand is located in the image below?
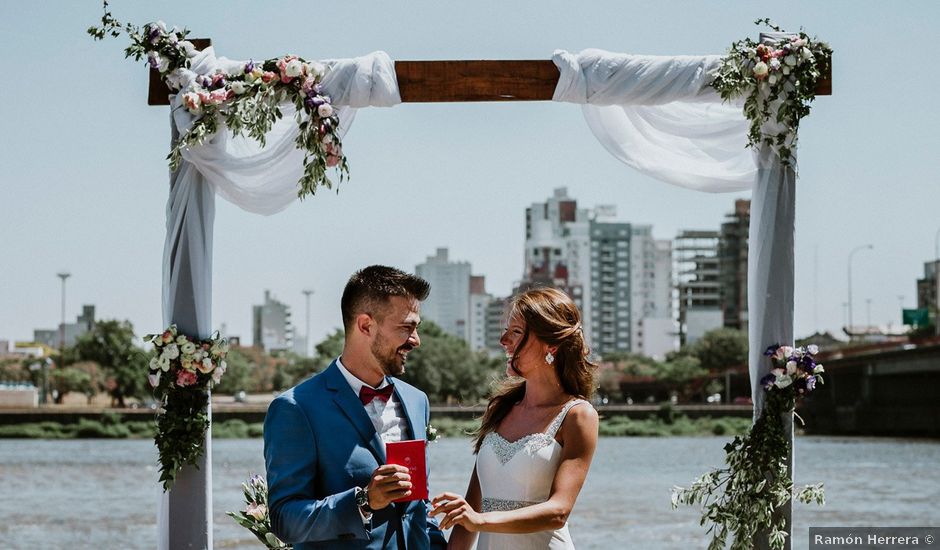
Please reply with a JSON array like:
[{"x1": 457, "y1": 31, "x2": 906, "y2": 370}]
[{"x1": 430, "y1": 492, "x2": 485, "y2": 531}]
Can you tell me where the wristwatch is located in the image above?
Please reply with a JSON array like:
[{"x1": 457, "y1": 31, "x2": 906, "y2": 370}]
[{"x1": 355, "y1": 486, "x2": 373, "y2": 513}]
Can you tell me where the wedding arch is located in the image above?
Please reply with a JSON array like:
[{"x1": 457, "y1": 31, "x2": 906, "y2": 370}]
[{"x1": 95, "y1": 13, "x2": 831, "y2": 550}]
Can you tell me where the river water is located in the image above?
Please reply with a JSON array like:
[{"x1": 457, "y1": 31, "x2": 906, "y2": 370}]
[{"x1": 0, "y1": 436, "x2": 937, "y2": 549}]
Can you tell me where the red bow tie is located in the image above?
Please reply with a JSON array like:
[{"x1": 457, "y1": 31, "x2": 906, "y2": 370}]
[{"x1": 359, "y1": 384, "x2": 394, "y2": 405}]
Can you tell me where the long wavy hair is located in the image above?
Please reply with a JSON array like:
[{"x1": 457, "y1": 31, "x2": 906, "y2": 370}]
[{"x1": 472, "y1": 287, "x2": 596, "y2": 453}]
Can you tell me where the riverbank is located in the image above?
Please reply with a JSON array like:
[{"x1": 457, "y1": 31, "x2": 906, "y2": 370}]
[{"x1": 0, "y1": 411, "x2": 751, "y2": 439}]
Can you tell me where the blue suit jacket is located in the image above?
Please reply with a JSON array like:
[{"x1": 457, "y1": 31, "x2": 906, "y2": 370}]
[{"x1": 264, "y1": 361, "x2": 447, "y2": 549}]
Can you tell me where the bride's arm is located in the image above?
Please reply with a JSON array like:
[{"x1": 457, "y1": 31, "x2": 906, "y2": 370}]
[
  {"x1": 433, "y1": 404, "x2": 599, "y2": 535},
  {"x1": 442, "y1": 466, "x2": 482, "y2": 550}
]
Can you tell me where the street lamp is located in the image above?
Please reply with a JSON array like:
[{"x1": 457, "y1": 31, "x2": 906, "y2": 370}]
[
  {"x1": 847, "y1": 245, "x2": 873, "y2": 338},
  {"x1": 56, "y1": 272, "x2": 71, "y2": 351},
  {"x1": 302, "y1": 289, "x2": 314, "y2": 357}
]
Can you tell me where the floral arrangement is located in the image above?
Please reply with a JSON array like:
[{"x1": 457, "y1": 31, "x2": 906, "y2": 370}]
[
  {"x1": 88, "y1": 2, "x2": 348, "y2": 199},
  {"x1": 227, "y1": 474, "x2": 291, "y2": 550},
  {"x1": 426, "y1": 423, "x2": 440, "y2": 442},
  {"x1": 711, "y1": 19, "x2": 832, "y2": 166},
  {"x1": 144, "y1": 324, "x2": 229, "y2": 491},
  {"x1": 671, "y1": 344, "x2": 826, "y2": 550}
]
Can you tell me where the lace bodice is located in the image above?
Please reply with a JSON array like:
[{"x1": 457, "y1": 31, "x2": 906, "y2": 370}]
[{"x1": 474, "y1": 399, "x2": 586, "y2": 549}]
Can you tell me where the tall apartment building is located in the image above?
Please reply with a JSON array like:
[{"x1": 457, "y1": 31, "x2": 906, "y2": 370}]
[
  {"x1": 33, "y1": 305, "x2": 96, "y2": 348},
  {"x1": 675, "y1": 230, "x2": 722, "y2": 346},
  {"x1": 415, "y1": 248, "x2": 472, "y2": 341},
  {"x1": 468, "y1": 275, "x2": 492, "y2": 352},
  {"x1": 590, "y1": 220, "x2": 632, "y2": 355},
  {"x1": 252, "y1": 290, "x2": 293, "y2": 352},
  {"x1": 720, "y1": 199, "x2": 750, "y2": 332},
  {"x1": 630, "y1": 227, "x2": 676, "y2": 359},
  {"x1": 917, "y1": 260, "x2": 940, "y2": 314}
]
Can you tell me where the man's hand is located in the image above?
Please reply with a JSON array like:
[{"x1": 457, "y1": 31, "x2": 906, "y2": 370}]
[{"x1": 367, "y1": 464, "x2": 412, "y2": 510}]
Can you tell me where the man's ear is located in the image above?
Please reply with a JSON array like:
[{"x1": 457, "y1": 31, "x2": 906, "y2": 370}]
[{"x1": 355, "y1": 313, "x2": 374, "y2": 337}]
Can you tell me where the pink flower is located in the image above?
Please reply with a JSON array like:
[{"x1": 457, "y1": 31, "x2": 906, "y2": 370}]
[
  {"x1": 301, "y1": 76, "x2": 318, "y2": 95},
  {"x1": 326, "y1": 155, "x2": 340, "y2": 168},
  {"x1": 208, "y1": 89, "x2": 231, "y2": 105},
  {"x1": 245, "y1": 502, "x2": 267, "y2": 521},
  {"x1": 161, "y1": 330, "x2": 174, "y2": 344},
  {"x1": 176, "y1": 370, "x2": 198, "y2": 387},
  {"x1": 261, "y1": 71, "x2": 278, "y2": 84},
  {"x1": 277, "y1": 55, "x2": 300, "y2": 83}
]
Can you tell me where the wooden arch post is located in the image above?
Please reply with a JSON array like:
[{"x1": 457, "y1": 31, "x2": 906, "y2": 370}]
[{"x1": 149, "y1": 42, "x2": 830, "y2": 550}]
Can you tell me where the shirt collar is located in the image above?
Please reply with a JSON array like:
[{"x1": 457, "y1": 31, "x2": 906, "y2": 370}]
[{"x1": 336, "y1": 356, "x2": 390, "y2": 397}]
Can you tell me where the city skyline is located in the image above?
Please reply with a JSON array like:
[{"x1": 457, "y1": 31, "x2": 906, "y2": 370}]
[{"x1": 2, "y1": 2, "x2": 938, "y2": 348}]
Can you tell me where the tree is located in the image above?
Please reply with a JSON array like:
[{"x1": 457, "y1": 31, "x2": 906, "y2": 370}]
[
  {"x1": 400, "y1": 321, "x2": 502, "y2": 404},
  {"x1": 213, "y1": 348, "x2": 252, "y2": 394},
  {"x1": 685, "y1": 328, "x2": 748, "y2": 372},
  {"x1": 70, "y1": 319, "x2": 149, "y2": 407},
  {"x1": 50, "y1": 366, "x2": 94, "y2": 404}
]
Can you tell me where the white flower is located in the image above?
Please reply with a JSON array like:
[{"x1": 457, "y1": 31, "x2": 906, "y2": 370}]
[
  {"x1": 801, "y1": 47, "x2": 814, "y2": 61},
  {"x1": 181, "y1": 41, "x2": 198, "y2": 58},
  {"x1": 784, "y1": 55, "x2": 797, "y2": 67},
  {"x1": 769, "y1": 58, "x2": 781, "y2": 71},
  {"x1": 285, "y1": 59, "x2": 304, "y2": 78},
  {"x1": 155, "y1": 20, "x2": 167, "y2": 33},
  {"x1": 305, "y1": 61, "x2": 325, "y2": 77},
  {"x1": 192, "y1": 350, "x2": 205, "y2": 362},
  {"x1": 198, "y1": 357, "x2": 214, "y2": 374},
  {"x1": 782, "y1": 66, "x2": 791, "y2": 76},
  {"x1": 813, "y1": 364, "x2": 825, "y2": 374},
  {"x1": 753, "y1": 61, "x2": 769, "y2": 79},
  {"x1": 317, "y1": 103, "x2": 333, "y2": 118},
  {"x1": 158, "y1": 356, "x2": 171, "y2": 372},
  {"x1": 807, "y1": 344, "x2": 819, "y2": 355},
  {"x1": 181, "y1": 341, "x2": 197, "y2": 355},
  {"x1": 176, "y1": 335, "x2": 187, "y2": 345},
  {"x1": 149, "y1": 357, "x2": 161, "y2": 370},
  {"x1": 162, "y1": 344, "x2": 180, "y2": 360},
  {"x1": 322, "y1": 133, "x2": 333, "y2": 145},
  {"x1": 774, "y1": 374, "x2": 793, "y2": 389},
  {"x1": 785, "y1": 360, "x2": 797, "y2": 375},
  {"x1": 768, "y1": 74, "x2": 778, "y2": 85},
  {"x1": 781, "y1": 346, "x2": 794, "y2": 357},
  {"x1": 230, "y1": 81, "x2": 247, "y2": 95},
  {"x1": 148, "y1": 371, "x2": 161, "y2": 388},
  {"x1": 212, "y1": 361, "x2": 226, "y2": 384}
]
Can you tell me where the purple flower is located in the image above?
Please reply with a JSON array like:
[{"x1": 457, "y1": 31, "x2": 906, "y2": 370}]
[
  {"x1": 244, "y1": 60, "x2": 255, "y2": 74},
  {"x1": 760, "y1": 373, "x2": 776, "y2": 389},
  {"x1": 764, "y1": 344, "x2": 780, "y2": 357},
  {"x1": 805, "y1": 376, "x2": 817, "y2": 391},
  {"x1": 148, "y1": 26, "x2": 162, "y2": 44}
]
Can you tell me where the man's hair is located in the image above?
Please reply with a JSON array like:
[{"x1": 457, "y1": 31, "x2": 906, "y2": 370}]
[{"x1": 341, "y1": 265, "x2": 431, "y2": 330}]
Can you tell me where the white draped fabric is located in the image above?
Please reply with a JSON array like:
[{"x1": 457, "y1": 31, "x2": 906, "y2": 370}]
[{"x1": 159, "y1": 44, "x2": 797, "y2": 549}]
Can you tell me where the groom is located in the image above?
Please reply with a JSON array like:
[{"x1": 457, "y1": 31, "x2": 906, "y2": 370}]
[{"x1": 264, "y1": 265, "x2": 447, "y2": 549}]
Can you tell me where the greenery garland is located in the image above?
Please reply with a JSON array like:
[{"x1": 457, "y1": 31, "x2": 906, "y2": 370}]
[
  {"x1": 144, "y1": 325, "x2": 229, "y2": 491},
  {"x1": 672, "y1": 344, "x2": 826, "y2": 550},
  {"x1": 711, "y1": 19, "x2": 833, "y2": 166},
  {"x1": 88, "y1": 1, "x2": 348, "y2": 199}
]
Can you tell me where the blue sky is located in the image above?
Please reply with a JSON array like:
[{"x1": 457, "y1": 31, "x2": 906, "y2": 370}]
[{"x1": 2, "y1": 1, "x2": 938, "y2": 347}]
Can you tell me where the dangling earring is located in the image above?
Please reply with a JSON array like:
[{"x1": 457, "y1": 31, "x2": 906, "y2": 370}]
[{"x1": 545, "y1": 350, "x2": 555, "y2": 365}]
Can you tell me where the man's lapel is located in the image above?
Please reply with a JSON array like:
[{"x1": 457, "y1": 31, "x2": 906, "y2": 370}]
[
  {"x1": 324, "y1": 362, "x2": 387, "y2": 464},
  {"x1": 393, "y1": 382, "x2": 421, "y2": 442}
]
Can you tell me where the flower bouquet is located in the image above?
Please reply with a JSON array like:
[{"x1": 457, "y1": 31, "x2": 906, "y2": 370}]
[
  {"x1": 671, "y1": 344, "x2": 825, "y2": 550},
  {"x1": 227, "y1": 474, "x2": 291, "y2": 550},
  {"x1": 144, "y1": 324, "x2": 228, "y2": 491}
]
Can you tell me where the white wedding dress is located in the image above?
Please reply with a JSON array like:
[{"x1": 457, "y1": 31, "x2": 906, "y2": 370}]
[{"x1": 474, "y1": 399, "x2": 587, "y2": 550}]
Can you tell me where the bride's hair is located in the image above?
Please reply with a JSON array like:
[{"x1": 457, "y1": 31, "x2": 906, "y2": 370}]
[{"x1": 472, "y1": 287, "x2": 596, "y2": 453}]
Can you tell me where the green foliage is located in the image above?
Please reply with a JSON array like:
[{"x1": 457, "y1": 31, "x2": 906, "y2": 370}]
[
  {"x1": 711, "y1": 20, "x2": 832, "y2": 167},
  {"x1": 399, "y1": 321, "x2": 502, "y2": 404},
  {"x1": 154, "y1": 387, "x2": 210, "y2": 491},
  {"x1": 70, "y1": 319, "x2": 149, "y2": 407},
  {"x1": 684, "y1": 328, "x2": 749, "y2": 372},
  {"x1": 672, "y1": 390, "x2": 825, "y2": 550},
  {"x1": 213, "y1": 348, "x2": 253, "y2": 394},
  {"x1": 49, "y1": 366, "x2": 94, "y2": 404}
]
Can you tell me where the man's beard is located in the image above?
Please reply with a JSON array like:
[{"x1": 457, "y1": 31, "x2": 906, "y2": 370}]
[{"x1": 371, "y1": 335, "x2": 413, "y2": 376}]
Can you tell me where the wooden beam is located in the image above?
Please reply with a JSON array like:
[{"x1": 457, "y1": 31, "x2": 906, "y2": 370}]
[{"x1": 148, "y1": 42, "x2": 831, "y2": 105}]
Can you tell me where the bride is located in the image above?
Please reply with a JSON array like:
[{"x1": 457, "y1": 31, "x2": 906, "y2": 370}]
[{"x1": 431, "y1": 287, "x2": 599, "y2": 549}]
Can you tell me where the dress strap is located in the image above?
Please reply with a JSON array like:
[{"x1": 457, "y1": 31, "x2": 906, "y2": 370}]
[{"x1": 547, "y1": 398, "x2": 587, "y2": 437}]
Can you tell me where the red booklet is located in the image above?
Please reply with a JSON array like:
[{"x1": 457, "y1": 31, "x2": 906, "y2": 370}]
[{"x1": 385, "y1": 439, "x2": 428, "y2": 502}]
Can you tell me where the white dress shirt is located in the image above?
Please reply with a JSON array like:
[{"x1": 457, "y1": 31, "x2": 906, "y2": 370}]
[{"x1": 336, "y1": 357, "x2": 406, "y2": 445}]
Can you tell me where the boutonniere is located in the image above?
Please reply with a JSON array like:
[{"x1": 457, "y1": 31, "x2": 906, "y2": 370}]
[{"x1": 426, "y1": 424, "x2": 440, "y2": 442}]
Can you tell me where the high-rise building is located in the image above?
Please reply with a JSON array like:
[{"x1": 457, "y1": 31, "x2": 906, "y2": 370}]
[
  {"x1": 675, "y1": 230, "x2": 722, "y2": 346},
  {"x1": 484, "y1": 297, "x2": 511, "y2": 355},
  {"x1": 468, "y1": 275, "x2": 492, "y2": 352},
  {"x1": 720, "y1": 199, "x2": 750, "y2": 332},
  {"x1": 590, "y1": 220, "x2": 632, "y2": 355},
  {"x1": 415, "y1": 248, "x2": 472, "y2": 341},
  {"x1": 917, "y1": 260, "x2": 940, "y2": 315},
  {"x1": 630, "y1": 226, "x2": 676, "y2": 359},
  {"x1": 33, "y1": 305, "x2": 96, "y2": 348},
  {"x1": 252, "y1": 290, "x2": 293, "y2": 352}
]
